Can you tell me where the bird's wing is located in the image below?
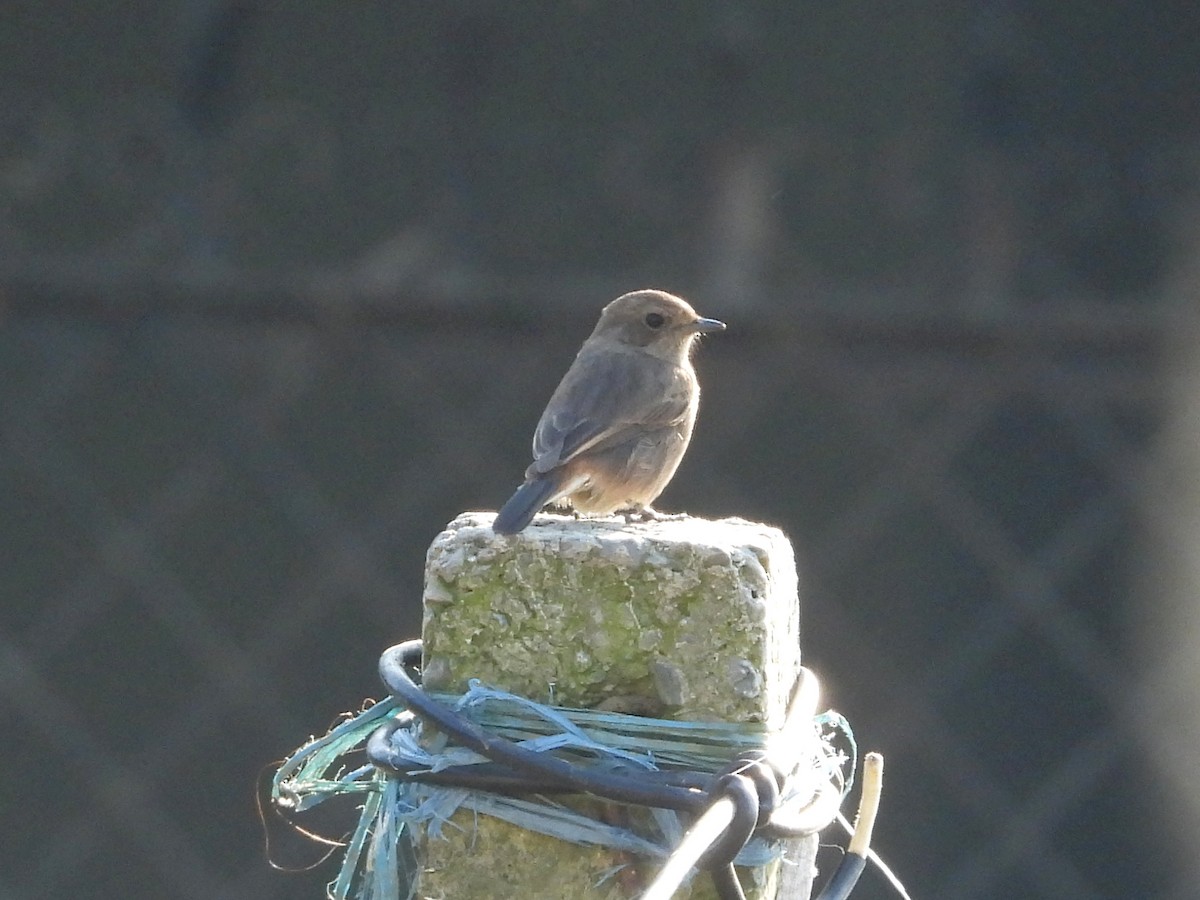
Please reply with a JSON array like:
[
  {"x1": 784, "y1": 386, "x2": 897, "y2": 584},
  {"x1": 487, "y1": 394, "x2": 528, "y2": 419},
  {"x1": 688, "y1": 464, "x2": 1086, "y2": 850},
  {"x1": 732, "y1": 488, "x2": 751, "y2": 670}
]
[{"x1": 530, "y1": 350, "x2": 690, "y2": 474}]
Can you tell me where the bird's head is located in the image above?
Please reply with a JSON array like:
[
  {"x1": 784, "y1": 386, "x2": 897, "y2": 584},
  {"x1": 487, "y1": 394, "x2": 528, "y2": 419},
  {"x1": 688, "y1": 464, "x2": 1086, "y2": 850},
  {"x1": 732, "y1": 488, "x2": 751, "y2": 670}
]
[{"x1": 592, "y1": 289, "x2": 725, "y2": 358}]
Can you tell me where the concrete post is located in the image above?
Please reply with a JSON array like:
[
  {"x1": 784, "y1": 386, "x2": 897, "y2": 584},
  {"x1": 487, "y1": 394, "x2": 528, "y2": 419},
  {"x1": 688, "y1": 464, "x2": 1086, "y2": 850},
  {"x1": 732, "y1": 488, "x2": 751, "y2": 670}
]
[{"x1": 415, "y1": 512, "x2": 815, "y2": 899}]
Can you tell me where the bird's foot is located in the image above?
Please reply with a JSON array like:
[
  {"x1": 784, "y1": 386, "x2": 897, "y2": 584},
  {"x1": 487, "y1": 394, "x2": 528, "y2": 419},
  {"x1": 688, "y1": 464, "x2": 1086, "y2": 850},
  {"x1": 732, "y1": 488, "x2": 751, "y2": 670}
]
[
  {"x1": 545, "y1": 500, "x2": 582, "y2": 520},
  {"x1": 621, "y1": 506, "x2": 687, "y2": 523}
]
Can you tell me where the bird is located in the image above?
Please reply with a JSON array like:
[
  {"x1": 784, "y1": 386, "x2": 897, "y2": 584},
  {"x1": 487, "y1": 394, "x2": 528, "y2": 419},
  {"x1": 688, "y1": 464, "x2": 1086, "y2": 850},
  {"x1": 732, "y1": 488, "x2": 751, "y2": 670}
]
[{"x1": 492, "y1": 289, "x2": 725, "y2": 535}]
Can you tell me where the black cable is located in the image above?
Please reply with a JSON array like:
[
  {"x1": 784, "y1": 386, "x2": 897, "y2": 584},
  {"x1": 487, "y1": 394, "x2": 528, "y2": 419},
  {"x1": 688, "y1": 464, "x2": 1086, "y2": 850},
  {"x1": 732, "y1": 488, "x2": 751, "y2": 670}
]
[
  {"x1": 813, "y1": 752, "x2": 888, "y2": 900},
  {"x1": 726, "y1": 751, "x2": 781, "y2": 828},
  {"x1": 814, "y1": 854, "x2": 867, "y2": 900},
  {"x1": 711, "y1": 863, "x2": 748, "y2": 900},
  {"x1": 366, "y1": 640, "x2": 878, "y2": 899},
  {"x1": 366, "y1": 715, "x2": 716, "y2": 796},
  {"x1": 695, "y1": 774, "x2": 758, "y2": 871},
  {"x1": 374, "y1": 640, "x2": 708, "y2": 814}
]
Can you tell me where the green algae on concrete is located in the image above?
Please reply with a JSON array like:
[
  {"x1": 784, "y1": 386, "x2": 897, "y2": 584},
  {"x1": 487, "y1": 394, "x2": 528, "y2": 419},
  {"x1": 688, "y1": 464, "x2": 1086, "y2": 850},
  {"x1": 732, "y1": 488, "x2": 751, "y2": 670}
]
[
  {"x1": 416, "y1": 512, "x2": 804, "y2": 899},
  {"x1": 423, "y1": 513, "x2": 800, "y2": 725}
]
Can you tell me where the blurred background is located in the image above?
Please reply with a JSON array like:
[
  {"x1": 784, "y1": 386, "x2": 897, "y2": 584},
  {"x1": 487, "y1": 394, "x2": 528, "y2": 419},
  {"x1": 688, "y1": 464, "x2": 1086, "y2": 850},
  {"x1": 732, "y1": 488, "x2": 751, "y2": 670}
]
[{"x1": 3, "y1": 2, "x2": 1200, "y2": 898}]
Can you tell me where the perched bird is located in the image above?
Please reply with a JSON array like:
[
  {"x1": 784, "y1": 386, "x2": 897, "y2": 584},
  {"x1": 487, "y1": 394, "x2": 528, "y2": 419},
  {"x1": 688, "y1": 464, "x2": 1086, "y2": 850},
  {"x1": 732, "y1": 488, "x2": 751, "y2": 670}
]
[{"x1": 493, "y1": 289, "x2": 725, "y2": 534}]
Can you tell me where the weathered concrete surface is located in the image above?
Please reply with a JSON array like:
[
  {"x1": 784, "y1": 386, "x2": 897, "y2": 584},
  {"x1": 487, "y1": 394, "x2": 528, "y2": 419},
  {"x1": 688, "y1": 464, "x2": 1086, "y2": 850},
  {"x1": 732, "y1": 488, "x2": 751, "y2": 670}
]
[{"x1": 415, "y1": 512, "x2": 806, "y2": 899}]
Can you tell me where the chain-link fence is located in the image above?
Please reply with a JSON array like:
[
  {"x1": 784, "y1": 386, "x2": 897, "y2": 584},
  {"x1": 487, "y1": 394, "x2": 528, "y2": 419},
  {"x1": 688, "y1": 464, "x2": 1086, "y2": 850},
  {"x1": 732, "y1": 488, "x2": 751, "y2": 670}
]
[
  {"x1": 1, "y1": 299, "x2": 1176, "y2": 899},
  {"x1": 4, "y1": 4, "x2": 1198, "y2": 898}
]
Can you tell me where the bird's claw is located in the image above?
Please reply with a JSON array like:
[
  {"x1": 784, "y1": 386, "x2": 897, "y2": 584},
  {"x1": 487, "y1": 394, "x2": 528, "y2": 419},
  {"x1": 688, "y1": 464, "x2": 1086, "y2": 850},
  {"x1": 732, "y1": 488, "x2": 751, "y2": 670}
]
[{"x1": 621, "y1": 507, "x2": 687, "y2": 523}]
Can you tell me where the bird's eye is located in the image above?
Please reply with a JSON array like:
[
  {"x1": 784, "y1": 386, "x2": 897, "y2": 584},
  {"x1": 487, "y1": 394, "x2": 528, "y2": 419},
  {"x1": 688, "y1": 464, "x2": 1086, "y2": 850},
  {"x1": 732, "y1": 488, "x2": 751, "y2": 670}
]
[{"x1": 645, "y1": 312, "x2": 665, "y2": 329}]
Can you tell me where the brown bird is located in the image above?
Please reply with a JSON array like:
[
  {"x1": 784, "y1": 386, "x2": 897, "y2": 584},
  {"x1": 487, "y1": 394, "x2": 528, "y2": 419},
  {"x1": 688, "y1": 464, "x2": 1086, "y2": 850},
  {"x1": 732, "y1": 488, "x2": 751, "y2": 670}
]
[{"x1": 493, "y1": 289, "x2": 725, "y2": 534}]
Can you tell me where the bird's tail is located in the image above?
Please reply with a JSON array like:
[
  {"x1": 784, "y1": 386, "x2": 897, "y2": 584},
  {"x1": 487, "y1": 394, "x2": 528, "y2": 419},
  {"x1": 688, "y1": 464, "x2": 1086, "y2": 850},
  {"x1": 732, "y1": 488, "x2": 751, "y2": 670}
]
[{"x1": 492, "y1": 475, "x2": 562, "y2": 534}]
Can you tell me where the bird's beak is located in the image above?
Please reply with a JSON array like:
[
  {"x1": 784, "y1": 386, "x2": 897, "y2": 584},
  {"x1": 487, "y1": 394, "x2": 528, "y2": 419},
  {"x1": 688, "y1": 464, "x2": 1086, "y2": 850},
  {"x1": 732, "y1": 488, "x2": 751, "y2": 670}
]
[{"x1": 690, "y1": 317, "x2": 726, "y2": 334}]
